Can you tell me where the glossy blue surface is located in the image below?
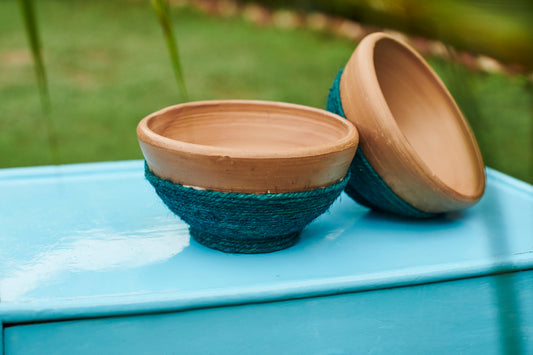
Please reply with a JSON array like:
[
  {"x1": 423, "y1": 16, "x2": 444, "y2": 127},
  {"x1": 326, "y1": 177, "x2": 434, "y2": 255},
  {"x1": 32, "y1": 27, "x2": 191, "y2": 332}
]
[
  {"x1": 1, "y1": 161, "x2": 532, "y2": 354},
  {"x1": 1, "y1": 161, "x2": 532, "y2": 314},
  {"x1": 4, "y1": 272, "x2": 532, "y2": 354}
]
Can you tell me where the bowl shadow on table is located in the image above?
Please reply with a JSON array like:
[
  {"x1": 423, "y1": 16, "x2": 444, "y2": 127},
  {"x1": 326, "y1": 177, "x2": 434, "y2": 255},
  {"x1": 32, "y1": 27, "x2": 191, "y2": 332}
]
[
  {"x1": 354, "y1": 209, "x2": 467, "y2": 234},
  {"x1": 297, "y1": 194, "x2": 467, "y2": 250}
]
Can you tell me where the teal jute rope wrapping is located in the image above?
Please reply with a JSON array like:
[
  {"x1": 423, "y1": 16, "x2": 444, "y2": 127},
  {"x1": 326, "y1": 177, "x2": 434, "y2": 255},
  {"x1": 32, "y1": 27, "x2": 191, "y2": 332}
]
[
  {"x1": 326, "y1": 69, "x2": 435, "y2": 218},
  {"x1": 145, "y1": 162, "x2": 350, "y2": 253}
]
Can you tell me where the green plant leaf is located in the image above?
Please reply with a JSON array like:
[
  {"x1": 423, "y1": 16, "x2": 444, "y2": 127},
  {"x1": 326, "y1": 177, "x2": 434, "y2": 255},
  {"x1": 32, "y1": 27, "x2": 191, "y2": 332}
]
[
  {"x1": 18, "y1": 0, "x2": 59, "y2": 164},
  {"x1": 151, "y1": 0, "x2": 189, "y2": 102}
]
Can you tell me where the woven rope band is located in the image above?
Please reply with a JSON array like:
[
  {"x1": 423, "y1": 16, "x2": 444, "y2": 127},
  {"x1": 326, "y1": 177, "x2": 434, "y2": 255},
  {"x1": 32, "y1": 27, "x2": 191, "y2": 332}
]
[
  {"x1": 327, "y1": 69, "x2": 435, "y2": 218},
  {"x1": 145, "y1": 162, "x2": 349, "y2": 253}
]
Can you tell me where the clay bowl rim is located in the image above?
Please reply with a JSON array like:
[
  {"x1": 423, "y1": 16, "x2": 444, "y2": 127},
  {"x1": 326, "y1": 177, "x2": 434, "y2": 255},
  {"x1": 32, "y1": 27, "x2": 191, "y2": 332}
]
[
  {"x1": 137, "y1": 99, "x2": 358, "y2": 160},
  {"x1": 341, "y1": 32, "x2": 485, "y2": 205}
]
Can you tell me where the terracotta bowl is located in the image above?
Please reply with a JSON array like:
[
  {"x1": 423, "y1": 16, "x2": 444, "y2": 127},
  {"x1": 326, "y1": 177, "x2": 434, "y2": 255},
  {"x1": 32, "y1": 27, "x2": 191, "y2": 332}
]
[
  {"x1": 329, "y1": 32, "x2": 485, "y2": 216},
  {"x1": 137, "y1": 100, "x2": 358, "y2": 253}
]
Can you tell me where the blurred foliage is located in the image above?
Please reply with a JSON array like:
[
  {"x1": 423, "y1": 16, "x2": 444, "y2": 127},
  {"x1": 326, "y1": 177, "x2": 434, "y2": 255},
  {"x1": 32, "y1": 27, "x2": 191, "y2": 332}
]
[
  {"x1": 0, "y1": 0, "x2": 531, "y2": 183},
  {"x1": 239, "y1": 0, "x2": 533, "y2": 69},
  {"x1": 17, "y1": 0, "x2": 59, "y2": 163},
  {"x1": 17, "y1": 0, "x2": 49, "y2": 112},
  {"x1": 151, "y1": 0, "x2": 189, "y2": 102}
]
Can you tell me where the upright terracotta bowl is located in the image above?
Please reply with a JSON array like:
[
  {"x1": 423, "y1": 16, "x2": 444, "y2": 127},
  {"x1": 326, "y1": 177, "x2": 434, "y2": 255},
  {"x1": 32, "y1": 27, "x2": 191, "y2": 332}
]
[
  {"x1": 328, "y1": 32, "x2": 485, "y2": 216},
  {"x1": 138, "y1": 100, "x2": 358, "y2": 253}
]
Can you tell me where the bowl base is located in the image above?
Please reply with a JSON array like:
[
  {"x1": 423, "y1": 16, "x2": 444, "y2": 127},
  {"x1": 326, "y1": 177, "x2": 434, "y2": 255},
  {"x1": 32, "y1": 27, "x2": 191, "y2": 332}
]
[{"x1": 190, "y1": 228, "x2": 301, "y2": 254}]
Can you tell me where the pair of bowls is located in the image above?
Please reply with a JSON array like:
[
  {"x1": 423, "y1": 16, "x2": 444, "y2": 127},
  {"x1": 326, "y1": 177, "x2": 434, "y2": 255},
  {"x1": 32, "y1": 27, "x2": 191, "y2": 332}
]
[{"x1": 137, "y1": 32, "x2": 485, "y2": 254}]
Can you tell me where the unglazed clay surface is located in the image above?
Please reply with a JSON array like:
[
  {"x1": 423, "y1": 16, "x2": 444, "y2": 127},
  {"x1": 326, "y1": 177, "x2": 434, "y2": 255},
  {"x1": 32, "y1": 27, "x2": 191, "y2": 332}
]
[
  {"x1": 137, "y1": 100, "x2": 358, "y2": 193},
  {"x1": 147, "y1": 104, "x2": 350, "y2": 154},
  {"x1": 373, "y1": 39, "x2": 480, "y2": 197},
  {"x1": 340, "y1": 33, "x2": 485, "y2": 213}
]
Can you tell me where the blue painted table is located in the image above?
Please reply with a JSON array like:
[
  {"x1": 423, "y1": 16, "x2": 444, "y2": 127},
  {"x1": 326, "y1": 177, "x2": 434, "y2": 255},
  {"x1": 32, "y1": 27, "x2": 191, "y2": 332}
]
[{"x1": 1, "y1": 161, "x2": 532, "y2": 354}]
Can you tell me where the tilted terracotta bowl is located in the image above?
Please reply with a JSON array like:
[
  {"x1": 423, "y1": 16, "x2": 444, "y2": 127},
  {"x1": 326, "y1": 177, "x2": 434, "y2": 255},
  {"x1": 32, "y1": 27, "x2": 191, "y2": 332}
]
[
  {"x1": 137, "y1": 100, "x2": 358, "y2": 253},
  {"x1": 329, "y1": 32, "x2": 485, "y2": 216}
]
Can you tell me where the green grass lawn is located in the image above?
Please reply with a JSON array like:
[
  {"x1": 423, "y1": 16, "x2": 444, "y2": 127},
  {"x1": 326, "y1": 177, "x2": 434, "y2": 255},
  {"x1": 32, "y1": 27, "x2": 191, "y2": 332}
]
[{"x1": 0, "y1": 0, "x2": 531, "y2": 183}]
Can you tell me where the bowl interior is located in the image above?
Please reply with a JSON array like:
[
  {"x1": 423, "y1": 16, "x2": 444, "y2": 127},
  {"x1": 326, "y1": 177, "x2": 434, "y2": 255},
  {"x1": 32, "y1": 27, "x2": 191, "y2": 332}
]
[
  {"x1": 373, "y1": 38, "x2": 483, "y2": 197},
  {"x1": 146, "y1": 102, "x2": 352, "y2": 155}
]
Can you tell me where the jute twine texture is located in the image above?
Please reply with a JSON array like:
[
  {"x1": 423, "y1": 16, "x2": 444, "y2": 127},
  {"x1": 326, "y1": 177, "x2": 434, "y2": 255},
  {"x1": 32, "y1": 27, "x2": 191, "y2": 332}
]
[
  {"x1": 327, "y1": 69, "x2": 435, "y2": 218},
  {"x1": 145, "y1": 162, "x2": 349, "y2": 253}
]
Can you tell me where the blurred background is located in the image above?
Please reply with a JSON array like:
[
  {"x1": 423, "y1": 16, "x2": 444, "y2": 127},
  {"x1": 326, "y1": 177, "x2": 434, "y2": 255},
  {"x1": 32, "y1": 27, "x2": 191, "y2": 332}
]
[{"x1": 0, "y1": 0, "x2": 531, "y2": 183}]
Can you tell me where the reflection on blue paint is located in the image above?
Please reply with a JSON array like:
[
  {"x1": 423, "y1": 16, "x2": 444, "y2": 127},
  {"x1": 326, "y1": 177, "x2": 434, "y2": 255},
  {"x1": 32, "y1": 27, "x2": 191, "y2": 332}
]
[{"x1": 1, "y1": 223, "x2": 189, "y2": 301}]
